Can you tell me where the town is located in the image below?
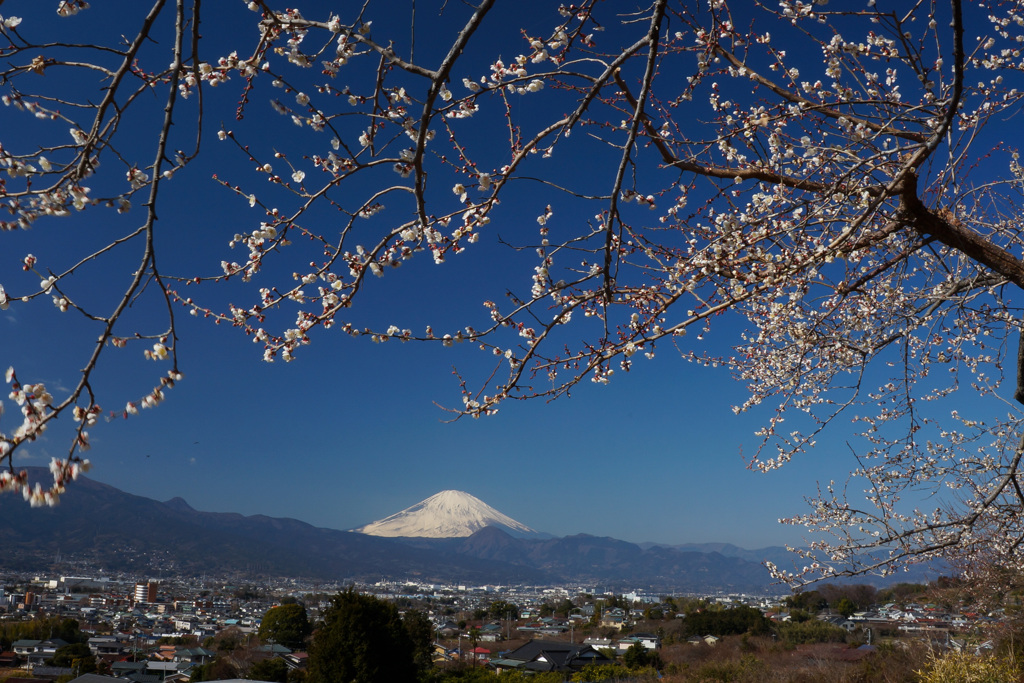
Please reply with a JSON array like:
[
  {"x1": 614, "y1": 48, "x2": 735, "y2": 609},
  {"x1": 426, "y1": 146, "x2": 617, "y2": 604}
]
[{"x1": 0, "y1": 569, "x2": 1014, "y2": 682}]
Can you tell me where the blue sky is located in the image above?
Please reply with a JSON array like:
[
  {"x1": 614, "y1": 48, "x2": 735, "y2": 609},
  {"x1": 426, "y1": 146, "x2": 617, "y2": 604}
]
[
  {"x1": 3, "y1": 279, "x2": 839, "y2": 548},
  {"x1": 0, "y1": 0, "x2": 1015, "y2": 555}
]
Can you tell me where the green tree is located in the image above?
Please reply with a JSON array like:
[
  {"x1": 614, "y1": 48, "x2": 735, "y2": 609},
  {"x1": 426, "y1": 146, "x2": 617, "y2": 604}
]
[
  {"x1": 786, "y1": 590, "x2": 827, "y2": 613},
  {"x1": 306, "y1": 588, "x2": 417, "y2": 683},
  {"x1": 48, "y1": 642, "x2": 96, "y2": 675},
  {"x1": 259, "y1": 603, "x2": 312, "y2": 650},
  {"x1": 190, "y1": 657, "x2": 240, "y2": 682},
  {"x1": 834, "y1": 597, "x2": 856, "y2": 619},
  {"x1": 788, "y1": 609, "x2": 814, "y2": 623},
  {"x1": 211, "y1": 626, "x2": 244, "y2": 652},
  {"x1": 486, "y1": 600, "x2": 519, "y2": 621},
  {"x1": 248, "y1": 656, "x2": 289, "y2": 682},
  {"x1": 817, "y1": 583, "x2": 879, "y2": 611},
  {"x1": 554, "y1": 599, "x2": 575, "y2": 618},
  {"x1": 158, "y1": 635, "x2": 197, "y2": 646},
  {"x1": 622, "y1": 643, "x2": 650, "y2": 670},
  {"x1": 402, "y1": 609, "x2": 435, "y2": 673},
  {"x1": 682, "y1": 605, "x2": 772, "y2": 638},
  {"x1": 877, "y1": 583, "x2": 928, "y2": 606},
  {"x1": 0, "y1": 616, "x2": 85, "y2": 649}
]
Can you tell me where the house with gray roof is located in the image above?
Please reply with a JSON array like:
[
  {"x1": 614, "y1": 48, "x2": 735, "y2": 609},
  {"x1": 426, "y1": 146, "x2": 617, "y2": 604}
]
[{"x1": 489, "y1": 640, "x2": 610, "y2": 673}]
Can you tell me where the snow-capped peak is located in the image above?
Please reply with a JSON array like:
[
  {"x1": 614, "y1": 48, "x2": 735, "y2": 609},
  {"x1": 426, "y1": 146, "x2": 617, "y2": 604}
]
[{"x1": 351, "y1": 490, "x2": 537, "y2": 538}]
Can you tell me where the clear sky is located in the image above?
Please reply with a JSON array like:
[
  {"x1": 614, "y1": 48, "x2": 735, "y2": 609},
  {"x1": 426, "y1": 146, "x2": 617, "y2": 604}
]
[
  {"x1": 4, "y1": 274, "x2": 841, "y2": 549},
  {"x1": 0, "y1": 0, "x2": 1013, "y2": 555}
]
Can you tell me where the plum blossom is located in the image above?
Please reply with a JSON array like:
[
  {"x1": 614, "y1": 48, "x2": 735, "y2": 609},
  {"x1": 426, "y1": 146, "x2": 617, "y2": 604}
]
[
  {"x1": 4, "y1": 0, "x2": 1024, "y2": 585},
  {"x1": 56, "y1": 1, "x2": 90, "y2": 17}
]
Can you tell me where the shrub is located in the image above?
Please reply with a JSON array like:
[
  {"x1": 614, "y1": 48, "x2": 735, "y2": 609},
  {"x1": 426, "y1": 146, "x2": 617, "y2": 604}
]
[
  {"x1": 777, "y1": 620, "x2": 848, "y2": 645},
  {"x1": 915, "y1": 650, "x2": 1021, "y2": 683},
  {"x1": 692, "y1": 654, "x2": 766, "y2": 683}
]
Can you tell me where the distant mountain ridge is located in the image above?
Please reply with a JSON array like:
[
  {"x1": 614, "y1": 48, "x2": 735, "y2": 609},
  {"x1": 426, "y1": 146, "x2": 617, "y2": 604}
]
[
  {"x1": 0, "y1": 470, "x2": 937, "y2": 591},
  {"x1": 0, "y1": 469, "x2": 548, "y2": 584},
  {"x1": 163, "y1": 496, "x2": 196, "y2": 513},
  {"x1": 639, "y1": 541, "x2": 799, "y2": 569},
  {"x1": 351, "y1": 490, "x2": 544, "y2": 539}
]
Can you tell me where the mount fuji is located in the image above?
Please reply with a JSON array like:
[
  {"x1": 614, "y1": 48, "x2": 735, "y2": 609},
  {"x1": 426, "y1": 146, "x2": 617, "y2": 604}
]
[
  {"x1": 351, "y1": 490, "x2": 544, "y2": 539},
  {"x1": 0, "y1": 472, "x2": 938, "y2": 590}
]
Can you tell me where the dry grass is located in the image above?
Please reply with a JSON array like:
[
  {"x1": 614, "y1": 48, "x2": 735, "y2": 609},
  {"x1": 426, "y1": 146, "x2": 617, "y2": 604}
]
[{"x1": 656, "y1": 634, "x2": 930, "y2": 682}]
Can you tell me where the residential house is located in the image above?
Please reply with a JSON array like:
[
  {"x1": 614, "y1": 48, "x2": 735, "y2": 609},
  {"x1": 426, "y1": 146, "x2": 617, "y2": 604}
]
[
  {"x1": 173, "y1": 646, "x2": 216, "y2": 665},
  {"x1": 144, "y1": 660, "x2": 193, "y2": 681},
  {"x1": 616, "y1": 633, "x2": 660, "y2": 652},
  {"x1": 820, "y1": 615, "x2": 856, "y2": 632},
  {"x1": 489, "y1": 640, "x2": 611, "y2": 674},
  {"x1": 478, "y1": 623, "x2": 503, "y2": 642},
  {"x1": 173, "y1": 617, "x2": 197, "y2": 633},
  {"x1": 599, "y1": 608, "x2": 627, "y2": 630},
  {"x1": 432, "y1": 643, "x2": 456, "y2": 664},
  {"x1": 87, "y1": 636, "x2": 125, "y2": 658},
  {"x1": 152, "y1": 645, "x2": 178, "y2": 661},
  {"x1": 582, "y1": 637, "x2": 613, "y2": 651},
  {"x1": 11, "y1": 640, "x2": 40, "y2": 657},
  {"x1": 27, "y1": 639, "x2": 68, "y2": 666},
  {"x1": 110, "y1": 661, "x2": 148, "y2": 678},
  {"x1": 435, "y1": 621, "x2": 460, "y2": 637},
  {"x1": 282, "y1": 651, "x2": 307, "y2": 672}
]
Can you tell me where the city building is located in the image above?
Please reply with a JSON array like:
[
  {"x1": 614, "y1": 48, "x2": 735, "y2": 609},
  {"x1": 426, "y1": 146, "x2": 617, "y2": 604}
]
[{"x1": 135, "y1": 581, "x2": 158, "y2": 605}]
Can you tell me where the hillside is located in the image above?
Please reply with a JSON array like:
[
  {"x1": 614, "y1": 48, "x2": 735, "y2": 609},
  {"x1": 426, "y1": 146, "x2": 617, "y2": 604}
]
[{"x1": 0, "y1": 470, "x2": 796, "y2": 591}]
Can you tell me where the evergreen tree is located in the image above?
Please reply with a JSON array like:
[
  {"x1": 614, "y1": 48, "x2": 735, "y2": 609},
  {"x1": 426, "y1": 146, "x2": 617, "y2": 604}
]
[
  {"x1": 48, "y1": 642, "x2": 96, "y2": 675},
  {"x1": 259, "y1": 603, "x2": 312, "y2": 650},
  {"x1": 306, "y1": 588, "x2": 417, "y2": 683},
  {"x1": 622, "y1": 643, "x2": 650, "y2": 669},
  {"x1": 834, "y1": 597, "x2": 857, "y2": 619},
  {"x1": 248, "y1": 656, "x2": 289, "y2": 683},
  {"x1": 402, "y1": 609, "x2": 435, "y2": 673},
  {"x1": 189, "y1": 657, "x2": 239, "y2": 682}
]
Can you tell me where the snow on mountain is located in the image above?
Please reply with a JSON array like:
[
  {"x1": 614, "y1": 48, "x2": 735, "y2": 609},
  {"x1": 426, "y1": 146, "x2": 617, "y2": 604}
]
[{"x1": 351, "y1": 490, "x2": 539, "y2": 538}]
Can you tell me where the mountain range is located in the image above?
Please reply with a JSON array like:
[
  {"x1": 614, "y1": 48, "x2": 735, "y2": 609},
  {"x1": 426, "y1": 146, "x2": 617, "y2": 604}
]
[{"x1": 0, "y1": 471, "x2": 934, "y2": 592}]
